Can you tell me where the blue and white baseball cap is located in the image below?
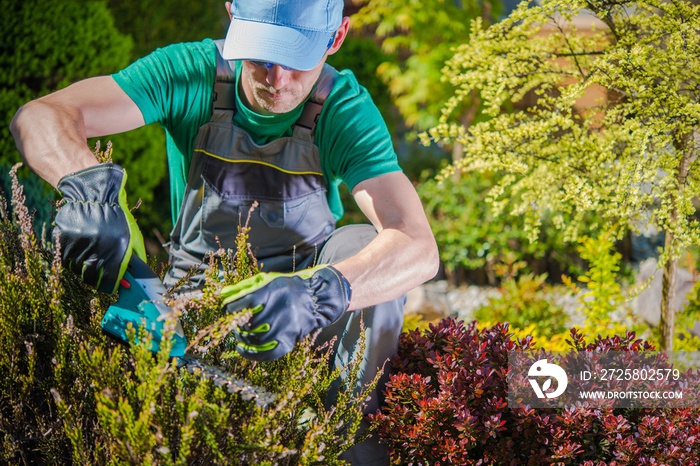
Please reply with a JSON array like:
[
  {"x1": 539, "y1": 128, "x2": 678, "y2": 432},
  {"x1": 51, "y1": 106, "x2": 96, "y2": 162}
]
[{"x1": 222, "y1": 0, "x2": 344, "y2": 71}]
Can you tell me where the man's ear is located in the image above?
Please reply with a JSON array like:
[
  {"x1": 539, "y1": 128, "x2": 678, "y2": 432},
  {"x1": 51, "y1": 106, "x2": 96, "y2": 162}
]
[
  {"x1": 328, "y1": 17, "x2": 351, "y2": 55},
  {"x1": 225, "y1": 1, "x2": 233, "y2": 20}
]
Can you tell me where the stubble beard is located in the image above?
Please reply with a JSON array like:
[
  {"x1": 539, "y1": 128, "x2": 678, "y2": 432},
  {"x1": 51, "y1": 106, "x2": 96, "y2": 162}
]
[{"x1": 251, "y1": 83, "x2": 302, "y2": 114}]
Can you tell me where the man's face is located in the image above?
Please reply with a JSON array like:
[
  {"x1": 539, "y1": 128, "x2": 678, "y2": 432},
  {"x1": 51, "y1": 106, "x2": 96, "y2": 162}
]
[{"x1": 239, "y1": 58, "x2": 326, "y2": 115}]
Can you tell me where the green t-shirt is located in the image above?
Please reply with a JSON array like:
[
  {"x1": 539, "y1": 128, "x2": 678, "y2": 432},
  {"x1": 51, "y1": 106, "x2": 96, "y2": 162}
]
[{"x1": 111, "y1": 39, "x2": 401, "y2": 223}]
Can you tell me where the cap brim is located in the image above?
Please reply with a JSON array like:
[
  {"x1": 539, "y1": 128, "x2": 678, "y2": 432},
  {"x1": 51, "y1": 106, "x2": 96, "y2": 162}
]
[{"x1": 222, "y1": 19, "x2": 331, "y2": 71}]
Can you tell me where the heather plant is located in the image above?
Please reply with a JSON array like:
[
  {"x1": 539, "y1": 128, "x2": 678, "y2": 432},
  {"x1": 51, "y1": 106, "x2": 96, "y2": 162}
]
[
  {"x1": 0, "y1": 163, "x2": 371, "y2": 465},
  {"x1": 372, "y1": 318, "x2": 700, "y2": 465}
]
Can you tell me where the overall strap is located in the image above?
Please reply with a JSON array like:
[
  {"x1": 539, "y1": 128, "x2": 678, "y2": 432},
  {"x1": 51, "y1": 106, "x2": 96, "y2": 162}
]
[
  {"x1": 293, "y1": 63, "x2": 337, "y2": 139},
  {"x1": 213, "y1": 39, "x2": 236, "y2": 113}
]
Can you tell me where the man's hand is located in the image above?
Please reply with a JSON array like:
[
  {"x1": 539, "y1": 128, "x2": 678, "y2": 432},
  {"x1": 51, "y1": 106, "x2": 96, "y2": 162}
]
[
  {"x1": 221, "y1": 265, "x2": 352, "y2": 361},
  {"x1": 53, "y1": 163, "x2": 146, "y2": 294}
]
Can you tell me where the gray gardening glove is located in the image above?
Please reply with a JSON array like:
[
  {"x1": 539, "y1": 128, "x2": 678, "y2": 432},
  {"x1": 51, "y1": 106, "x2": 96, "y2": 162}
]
[
  {"x1": 221, "y1": 264, "x2": 352, "y2": 361},
  {"x1": 54, "y1": 163, "x2": 146, "y2": 294}
]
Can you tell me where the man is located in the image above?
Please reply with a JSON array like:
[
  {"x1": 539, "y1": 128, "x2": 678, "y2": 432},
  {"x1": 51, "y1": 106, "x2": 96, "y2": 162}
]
[{"x1": 11, "y1": 1, "x2": 439, "y2": 463}]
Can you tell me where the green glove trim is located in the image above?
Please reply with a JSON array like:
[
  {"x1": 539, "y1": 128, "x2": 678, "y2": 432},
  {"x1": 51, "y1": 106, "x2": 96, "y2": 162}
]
[
  {"x1": 115, "y1": 171, "x2": 146, "y2": 293},
  {"x1": 220, "y1": 264, "x2": 327, "y2": 306},
  {"x1": 236, "y1": 340, "x2": 279, "y2": 354},
  {"x1": 238, "y1": 322, "x2": 271, "y2": 336}
]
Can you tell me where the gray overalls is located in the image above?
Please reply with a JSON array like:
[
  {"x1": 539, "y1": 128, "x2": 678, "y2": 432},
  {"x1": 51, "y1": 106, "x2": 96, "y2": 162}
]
[{"x1": 165, "y1": 41, "x2": 403, "y2": 466}]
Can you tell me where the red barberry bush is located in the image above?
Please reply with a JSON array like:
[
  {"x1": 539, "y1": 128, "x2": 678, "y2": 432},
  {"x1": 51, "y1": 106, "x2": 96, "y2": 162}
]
[{"x1": 370, "y1": 318, "x2": 700, "y2": 465}]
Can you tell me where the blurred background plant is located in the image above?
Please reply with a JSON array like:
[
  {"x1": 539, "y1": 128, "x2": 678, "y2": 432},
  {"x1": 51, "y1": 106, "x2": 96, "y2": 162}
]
[
  {"x1": 421, "y1": 0, "x2": 700, "y2": 351},
  {"x1": 419, "y1": 169, "x2": 594, "y2": 285}
]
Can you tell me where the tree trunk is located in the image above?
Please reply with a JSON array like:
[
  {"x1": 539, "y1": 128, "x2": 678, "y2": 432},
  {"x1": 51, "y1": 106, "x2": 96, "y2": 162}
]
[
  {"x1": 659, "y1": 233, "x2": 677, "y2": 352},
  {"x1": 452, "y1": 141, "x2": 463, "y2": 182},
  {"x1": 659, "y1": 131, "x2": 697, "y2": 352}
]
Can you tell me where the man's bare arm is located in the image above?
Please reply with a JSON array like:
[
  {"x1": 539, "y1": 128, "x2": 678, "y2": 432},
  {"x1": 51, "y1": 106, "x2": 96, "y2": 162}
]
[
  {"x1": 10, "y1": 76, "x2": 145, "y2": 187},
  {"x1": 333, "y1": 171, "x2": 440, "y2": 310}
]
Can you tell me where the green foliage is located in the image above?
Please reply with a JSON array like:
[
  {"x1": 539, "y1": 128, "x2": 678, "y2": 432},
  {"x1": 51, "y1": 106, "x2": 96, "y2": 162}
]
[
  {"x1": 419, "y1": 168, "x2": 588, "y2": 281},
  {"x1": 577, "y1": 235, "x2": 626, "y2": 331},
  {"x1": 474, "y1": 264, "x2": 569, "y2": 338},
  {"x1": 0, "y1": 167, "x2": 371, "y2": 464},
  {"x1": 352, "y1": 0, "x2": 502, "y2": 131},
  {"x1": 105, "y1": 0, "x2": 228, "y2": 60},
  {"x1": 424, "y1": 0, "x2": 700, "y2": 348},
  {"x1": 425, "y1": 0, "x2": 700, "y2": 250},
  {"x1": 564, "y1": 234, "x2": 643, "y2": 339},
  {"x1": 1, "y1": 0, "x2": 133, "y2": 161},
  {"x1": 326, "y1": 36, "x2": 397, "y2": 129}
]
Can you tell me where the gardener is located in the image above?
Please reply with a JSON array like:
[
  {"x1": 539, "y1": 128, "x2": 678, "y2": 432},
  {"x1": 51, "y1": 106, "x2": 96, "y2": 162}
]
[{"x1": 10, "y1": 0, "x2": 438, "y2": 463}]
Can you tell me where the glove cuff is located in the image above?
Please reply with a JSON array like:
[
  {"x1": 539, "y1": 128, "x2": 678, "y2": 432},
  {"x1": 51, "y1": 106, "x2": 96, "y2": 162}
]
[
  {"x1": 57, "y1": 163, "x2": 125, "y2": 203},
  {"x1": 53, "y1": 162, "x2": 141, "y2": 294},
  {"x1": 312, "y1": 265, "x2": 352, "y2": 321},
  {"x1": 327, "y1": 265, "x2": 352, "y2": 309}
]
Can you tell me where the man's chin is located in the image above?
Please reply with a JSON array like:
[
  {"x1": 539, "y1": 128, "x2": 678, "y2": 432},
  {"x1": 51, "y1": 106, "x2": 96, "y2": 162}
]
[{"x1": 257, "y1": 99, "x2": 299, "y2": 115}]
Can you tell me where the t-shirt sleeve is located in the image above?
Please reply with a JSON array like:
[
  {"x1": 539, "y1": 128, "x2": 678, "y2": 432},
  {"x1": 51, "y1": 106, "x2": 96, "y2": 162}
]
[
  {"x1": 317, "y1": 70, "x2": 402, "y2": 192},
  {"x1": 111, "y1": 40, "x2": 217, "y2": 131}
]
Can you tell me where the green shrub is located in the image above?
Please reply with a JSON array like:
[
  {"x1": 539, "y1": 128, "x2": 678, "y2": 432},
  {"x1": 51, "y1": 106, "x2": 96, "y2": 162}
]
[
  {"x1": 0, "y1": 164, "x2": 371, "y2": 465},
  {"x1": 564, "y1": 234, "x2": 644, "y2": 341},
  {"x1": 418, "y1": 169, "x2": 588, "y2": 284},
  {"x1": 473, "y1": 267, "x2": 569, "y2": 338},
  {"x1": 1, "y1": 0, "x2": 132, "y2": 160}
]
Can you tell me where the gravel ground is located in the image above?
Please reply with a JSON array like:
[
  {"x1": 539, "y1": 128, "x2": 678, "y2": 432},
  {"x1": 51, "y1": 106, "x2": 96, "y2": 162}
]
[{"x1": 407, "y1": 280, "x2": 584, "y2": 327}]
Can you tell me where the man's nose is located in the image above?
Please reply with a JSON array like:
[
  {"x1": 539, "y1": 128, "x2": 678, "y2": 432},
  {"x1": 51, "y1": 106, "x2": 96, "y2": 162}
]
[{"x1": 265, "y1": 66, "x2": 291, "y2": 88}]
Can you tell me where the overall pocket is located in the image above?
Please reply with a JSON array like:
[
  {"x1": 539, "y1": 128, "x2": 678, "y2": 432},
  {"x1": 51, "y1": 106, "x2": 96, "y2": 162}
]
[{"x1": 200, "y1": 156, "x2": 334, "y2": 258}]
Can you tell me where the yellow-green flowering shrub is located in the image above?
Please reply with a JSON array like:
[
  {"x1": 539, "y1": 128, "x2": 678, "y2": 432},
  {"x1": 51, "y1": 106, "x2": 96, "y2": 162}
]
[{"x1": 424, "y1": 0, "x2": 700, "y2": 350}]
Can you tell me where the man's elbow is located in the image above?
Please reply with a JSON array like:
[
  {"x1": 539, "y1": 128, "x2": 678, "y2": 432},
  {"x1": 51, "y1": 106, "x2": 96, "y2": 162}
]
[
  {"x1": 11, "y1": 100, "x2": 48, "y2": 163},
  {"x1": 10, "y1": 100, "x2": 44, "y2": 150},
  {"x1": 10, "y1": 104, "x2": 27, "y2": 143},
  {"x1": 420, "y1": 233, "x2": 440, "y2": 284},
  {"x1": 9, "y1": 103, "x2": 35, "y2": 162}
]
